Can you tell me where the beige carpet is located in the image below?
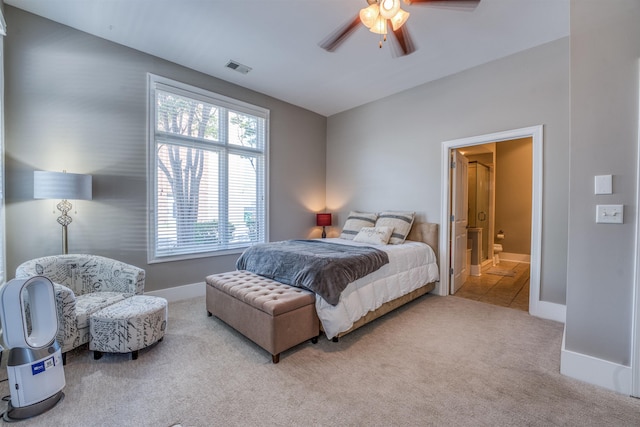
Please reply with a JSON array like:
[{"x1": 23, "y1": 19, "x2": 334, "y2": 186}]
[{"x1": 1, "y1": 295, "x2": 639, "y2": 426}]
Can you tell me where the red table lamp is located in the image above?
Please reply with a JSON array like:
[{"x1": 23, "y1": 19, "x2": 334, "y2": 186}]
[{"x1": 316, "y1": 213, "x2": 332, "y2": 238}]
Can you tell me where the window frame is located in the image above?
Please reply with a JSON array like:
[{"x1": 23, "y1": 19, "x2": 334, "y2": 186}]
[{"x1": 147, "y1": 74, "x2": 269, "y2": 263}]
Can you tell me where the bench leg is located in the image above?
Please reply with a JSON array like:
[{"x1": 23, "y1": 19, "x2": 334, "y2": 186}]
[
  {"x1": 131, "y1": 350, "x2": 139, "y2": 360},
  {"x1": 311, "y1": 336, "x2": 318, "y2": 344},
  {"x1": 62, "y1": 352, "x2": 67, "y2": 365},
  {"x1": 272, "y1": 353, "x2": 280, "y2": 364},
  {"x1": 207, "y1": 311, "x2": 212, "y2": 317},
  {"x1": 94, "y1": 351, "x2": 103, "y2": 360}
]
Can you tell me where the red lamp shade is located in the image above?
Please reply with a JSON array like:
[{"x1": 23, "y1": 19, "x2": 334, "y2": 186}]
[{"x1": 316, "y1": 213, "x2": 332, "y2": 227}]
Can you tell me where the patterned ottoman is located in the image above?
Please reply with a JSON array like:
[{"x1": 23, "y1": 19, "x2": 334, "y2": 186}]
[{"x1": 89, "y1": 295, "x2": 168, "y2": 360}]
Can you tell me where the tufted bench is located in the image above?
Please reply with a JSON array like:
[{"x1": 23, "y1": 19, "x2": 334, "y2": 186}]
[{"x1": 205, "y1": 270, "x2": 319, "y2": 363}]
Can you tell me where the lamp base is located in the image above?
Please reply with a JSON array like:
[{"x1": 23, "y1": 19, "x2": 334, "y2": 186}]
[
  {"x1": 55, "y1": 199, "x2": 73, "y2": 254},
  {"x1": 322, "y1": 227, "x2": 327, "y2": 239},
  {"x1": 61, "y1": 224, "x2": 68, "y2": 255}
]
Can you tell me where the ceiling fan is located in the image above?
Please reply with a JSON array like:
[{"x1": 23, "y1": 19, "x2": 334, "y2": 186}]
[{"x1": 320, "y1": 0, "x2": 481, "y2": 57}]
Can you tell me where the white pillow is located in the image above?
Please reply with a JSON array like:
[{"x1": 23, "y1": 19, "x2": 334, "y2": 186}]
[
  {"x1": 353, "y1": 226, "x2": 393, "y2": 245},
  {"x1": 375, "y1": 211, "x2": 415, "y2": 244},
  {"x1": 339, "y1": 211, "x2": 378, "y2": 240}
]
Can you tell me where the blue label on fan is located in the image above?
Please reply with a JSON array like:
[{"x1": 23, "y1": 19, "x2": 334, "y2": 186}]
[
  {"x1": 31, "y1": 356, "x2": 55, "y2": 375},
  {"x1": 31, "y1": 360, "x2": 45, "y2": 375}
]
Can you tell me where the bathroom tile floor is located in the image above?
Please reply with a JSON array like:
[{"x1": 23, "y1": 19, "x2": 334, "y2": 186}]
[{"x1": 455, "y1": 260, "x2": 530, "y2": 312}]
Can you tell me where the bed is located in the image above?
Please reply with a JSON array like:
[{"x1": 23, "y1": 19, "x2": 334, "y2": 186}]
[
  {"x1": 236, "y1": 217, "x2": 439, "y2": 340},
  {"x1": 317, "y1": 221, "x2": 439, "y2": 339}
]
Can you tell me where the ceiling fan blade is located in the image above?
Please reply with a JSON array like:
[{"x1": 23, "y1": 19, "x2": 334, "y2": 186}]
[
  {"x1": 390, "y1": 23, "x2": 416, "y2": 57},
  {"x1": 320, "y1": 15, "x2": 362, "y2": 52},
  {"x1": 403, "y1": 0, "x2": 480, "y2": 10}
]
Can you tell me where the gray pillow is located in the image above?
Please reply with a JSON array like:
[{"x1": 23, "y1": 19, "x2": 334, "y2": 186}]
[
  {"x1": 375, "y1": 211, "x2": 415, "y2": 244},
  {"x1": 340, "y1": 211, "x2": 378, "y2": 240}
]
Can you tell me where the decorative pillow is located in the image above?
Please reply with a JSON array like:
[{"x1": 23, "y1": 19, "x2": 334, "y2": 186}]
[
  {"x1": 375, "y1": 211, "x2": 415, "y2": 244},
  {"x1": 353, "y1": 226, "x2": 393, "y2": 245},
  {"x1": 340, "y1": 211, "x2": 378, "y2": 240}
]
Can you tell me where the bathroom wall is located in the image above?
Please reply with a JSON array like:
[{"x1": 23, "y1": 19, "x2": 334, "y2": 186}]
[{"x1": 495, "y1": 137, "x2": 533, "y2": 257}]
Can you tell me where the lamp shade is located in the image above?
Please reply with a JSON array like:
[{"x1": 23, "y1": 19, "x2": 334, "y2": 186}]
[
  {"x1": 316, "y1": 213, "x2": 332, "y2": 227},
  {"x1": 34, "y1": 171, "x2": 92, "y2": 200},
  {"x1": 359, "y1": 3, "x2": 379, "y2": 28},
  {"x1": 390, "y1": 9, "x2": 410, "y2": 31},
  {"x1": 369, "y1": 15, "x2": 388, "y2": 35}
]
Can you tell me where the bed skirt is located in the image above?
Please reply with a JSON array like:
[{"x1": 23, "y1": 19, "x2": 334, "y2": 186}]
[{"x1": 321, "y1": 281, "x2": 436, "y2": 339}]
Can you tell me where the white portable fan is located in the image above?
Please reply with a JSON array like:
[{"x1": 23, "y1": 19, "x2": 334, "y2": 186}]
[{"x1": 0, "y1": 276, "x2": 65, "y2": 421}]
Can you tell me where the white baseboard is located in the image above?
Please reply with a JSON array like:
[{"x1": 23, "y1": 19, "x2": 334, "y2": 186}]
[
  {"x1": 470, "y1": 264, "x2": 482, "y2": 276},
  {"x1": 146, "y1": 281, "x2": 205, "y2": 303},
  {"x1": 499, "y1": 252, "x2": 531, "y2": 263},
  {"x1": 531, "y1": 300, "x2": 566, "y2": 323},
  {"x1": 560, "y1": 325, "x2": 632, "y2": 395}
]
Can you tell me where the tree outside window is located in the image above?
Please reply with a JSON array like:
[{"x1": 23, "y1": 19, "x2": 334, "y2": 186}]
[{"x1": 148, "y1": 75, "x2": 267, "y2": 261}]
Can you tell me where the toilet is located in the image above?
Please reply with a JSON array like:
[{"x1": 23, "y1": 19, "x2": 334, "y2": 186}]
[
  {"x1": 494, "y1": 231, "x2": 505, "y2": 265},
  {"x1": 493, "y1": 243, "x2": 503, "y2": 265}
]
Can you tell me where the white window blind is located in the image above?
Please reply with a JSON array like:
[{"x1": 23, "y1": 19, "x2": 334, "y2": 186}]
[{"x1": 148, "y1": 74, "x2": 268, "y2": 262}]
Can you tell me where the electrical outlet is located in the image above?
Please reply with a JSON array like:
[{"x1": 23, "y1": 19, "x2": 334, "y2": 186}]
[{"x1": 596, "y1": 204, "x2": 623, "y2": 224}]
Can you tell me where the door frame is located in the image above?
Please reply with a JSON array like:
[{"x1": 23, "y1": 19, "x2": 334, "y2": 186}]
[
  {"x1": 632, "y1": 62, "x2": 640, "y2": 397},
  {"x1": 439, "y1": 125, "x2": 553, "y2": 319}
]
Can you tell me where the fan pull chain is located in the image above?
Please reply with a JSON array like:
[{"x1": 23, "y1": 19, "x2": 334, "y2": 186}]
[{"x1": 379, "y1": 33, "x2": 387, "y2": 49}]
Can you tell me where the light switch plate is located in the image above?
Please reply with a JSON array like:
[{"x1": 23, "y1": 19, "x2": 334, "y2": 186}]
[
  {"x1": 596, "y1": 204, "x2": 623, "y2": 224},
  {"x1": 595, "y1": 175, "x2": 613, "y2": 195}
]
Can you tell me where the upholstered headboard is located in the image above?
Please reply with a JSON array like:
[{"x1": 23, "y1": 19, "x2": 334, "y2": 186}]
[{"x1": 406, "y1": 222, "x2": 439, "y2": 260}]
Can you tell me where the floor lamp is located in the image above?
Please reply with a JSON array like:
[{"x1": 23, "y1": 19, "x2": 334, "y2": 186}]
[{"x1": 34, "y1": 170, "x2": 92, "y2": 254}]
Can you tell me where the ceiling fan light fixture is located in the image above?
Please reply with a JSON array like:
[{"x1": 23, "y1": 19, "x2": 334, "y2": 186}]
[
  {"x1": 359, "y1": 3, "x2": 379, "y2": 29},
  {"x1": 379, "y1": 0, "x2": 401, "y2": 19},
  {"x1": 369, "y1": 15, "x2": 388, "y2": 35},
  {"x1": 390, "y1": 9, "x2": 410, "y2": 31}
]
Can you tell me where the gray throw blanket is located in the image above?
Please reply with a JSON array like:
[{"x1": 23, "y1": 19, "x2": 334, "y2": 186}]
[{"x1": 236, "y1": 240, "x2": 389, "y2": 306}]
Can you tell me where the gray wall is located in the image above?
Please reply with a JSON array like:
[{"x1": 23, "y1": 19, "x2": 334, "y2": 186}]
[
  {"x1": 495, "y1": 138, "x2": 532, "y2": 256},
  {"x1": 566, "y1": 0, "x2": 640, "y2": 366},
  {"x1": 326, "y1": 37, "x2": 571, "y2": 305},
  {"x1": 4, "y1": 7, "x2": 327, "y2": 292}
]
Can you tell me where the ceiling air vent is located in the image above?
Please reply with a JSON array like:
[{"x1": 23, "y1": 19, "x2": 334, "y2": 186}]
[{"x1": 225, "y1": 60, "x2": 252, "y2": 75}]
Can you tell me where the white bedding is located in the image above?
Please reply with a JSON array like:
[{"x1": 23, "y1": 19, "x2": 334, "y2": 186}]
[{"x1": 315, "y1": 238, "x2": 439, "y2": 339}]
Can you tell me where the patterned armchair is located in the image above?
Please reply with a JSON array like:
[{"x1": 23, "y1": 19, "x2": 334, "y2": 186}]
[{"x1": 15, "y1": 254, "x2": 145, "y2": 362}]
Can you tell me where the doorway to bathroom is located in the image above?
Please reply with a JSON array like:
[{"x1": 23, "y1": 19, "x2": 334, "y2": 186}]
[
  {"x1": 452, "y1": 139, "x2": 533, "y2": 307},
  {"x1": 439, "y1": 126, "x2": 543, "y2": 316}
]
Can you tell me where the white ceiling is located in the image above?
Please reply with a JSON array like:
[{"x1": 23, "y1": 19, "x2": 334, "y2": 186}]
[{"x1": 5, "y1": 0, "x2": 569, "y2": 117}]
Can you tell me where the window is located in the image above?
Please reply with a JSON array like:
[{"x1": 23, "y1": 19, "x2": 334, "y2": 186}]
[{"x1": 147, "y1": 74, "x2": 268, "y2": 262}]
